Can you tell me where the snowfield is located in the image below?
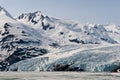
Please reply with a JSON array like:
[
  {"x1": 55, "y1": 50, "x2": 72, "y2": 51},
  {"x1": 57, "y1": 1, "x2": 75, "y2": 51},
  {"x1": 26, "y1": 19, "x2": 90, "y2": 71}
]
[
  {"x1": 0, "y1": 72, "x2": 120, "y2": 80},
  {"x1": 1, "y1": 6, "x2": 120, "y2": 72}
]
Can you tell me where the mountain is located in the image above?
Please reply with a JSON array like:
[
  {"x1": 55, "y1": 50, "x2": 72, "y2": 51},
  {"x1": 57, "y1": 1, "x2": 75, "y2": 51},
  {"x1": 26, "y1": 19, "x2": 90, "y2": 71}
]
[
  {"x1": 0, "y1": 6, "x2": 13, "y2": 19},
  {"x1": 0, "y1": 6, "x2": 120, "y2": 72},
  {"x1": 0, "y1": 6, "x2": 57, "y2": 71},
  {"x1": 0, "y1": 6, "x2": 15, "y2": 27},
  {"x1": 17, "y1": 11, "x2": 120, "y2": 45}
]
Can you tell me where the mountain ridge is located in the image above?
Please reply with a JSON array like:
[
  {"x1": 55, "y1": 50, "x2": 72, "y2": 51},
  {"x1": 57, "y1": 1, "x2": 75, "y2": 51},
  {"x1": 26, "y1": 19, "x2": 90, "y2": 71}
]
[
  {"x1": 0, "y1": 6, "x2": 14, "y2": 19},
  {"x1": 17, "y1": 11, "x2": 120, "y2": 44},
  {"x1": 0, "y1": 6, "x2": 120, "y2": 72}
]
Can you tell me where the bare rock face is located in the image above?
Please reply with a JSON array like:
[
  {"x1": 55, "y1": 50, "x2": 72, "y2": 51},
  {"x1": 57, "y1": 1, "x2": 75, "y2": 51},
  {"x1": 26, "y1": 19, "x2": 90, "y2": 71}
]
[
  {"x1": 111, "y1": 66, "x2": 120, "y2": 72},
  {"x1": 52, "y1": 63, "x2": 84, "y2": 72}
]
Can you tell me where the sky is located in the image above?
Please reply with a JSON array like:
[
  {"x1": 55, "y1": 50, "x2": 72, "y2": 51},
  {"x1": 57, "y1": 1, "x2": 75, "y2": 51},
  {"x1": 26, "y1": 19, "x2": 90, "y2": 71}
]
[{"x1": 0, "y1": 0, "x2": 120, "y2": 24}]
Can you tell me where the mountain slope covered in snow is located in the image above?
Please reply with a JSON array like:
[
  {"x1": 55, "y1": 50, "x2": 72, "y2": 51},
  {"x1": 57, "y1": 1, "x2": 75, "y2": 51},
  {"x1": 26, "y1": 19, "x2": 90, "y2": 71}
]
[
  {"x1": 17, "y1": 11, "x2": 120, "y2": 45},
  {"x1": 0, "y1": 6, "x2": 58, "y2": 71},
  {"x1": 0, "y1": 6, "x2": 120, "y2": 72}
]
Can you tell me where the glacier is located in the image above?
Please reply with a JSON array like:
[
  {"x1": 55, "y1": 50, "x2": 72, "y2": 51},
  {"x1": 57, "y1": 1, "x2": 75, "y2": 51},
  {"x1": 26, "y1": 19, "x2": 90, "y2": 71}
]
[{"x1": 0, "y1": 6, "x2": 120, "y2": 72}]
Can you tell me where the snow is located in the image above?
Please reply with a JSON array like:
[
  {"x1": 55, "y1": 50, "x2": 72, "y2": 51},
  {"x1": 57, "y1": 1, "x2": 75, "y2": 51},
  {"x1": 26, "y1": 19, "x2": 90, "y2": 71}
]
[
  {"x1": 0, "y1": 7, "x2": 56, "y2": 63},
  {"x1": 1, "y1": 6, "x2": 120, "y2": 72},
  {"x1": 47, "y1": 45, "x2": 120, "y2": 72},
  {"x1": 0, "y1": 6, "x2": 13, "y2": 19},
  {"x1": 0, "y1": 6, "x2": 15, "y2": 27},
  {"x1": 9, "y1": 44, "x2": 120, "y2": 72},
  {"x1": 0, "y1": 72, "x2": 120, "y2": 80},
  {"x1": 17, "y1": 11, "x2": 120, "y2": 45}
]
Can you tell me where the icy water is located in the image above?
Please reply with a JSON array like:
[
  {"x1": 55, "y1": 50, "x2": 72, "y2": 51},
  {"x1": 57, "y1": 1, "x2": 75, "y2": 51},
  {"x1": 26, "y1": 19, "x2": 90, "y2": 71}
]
[{"x1": 0, "y1": 72, "x2": 120, "y2": 80}]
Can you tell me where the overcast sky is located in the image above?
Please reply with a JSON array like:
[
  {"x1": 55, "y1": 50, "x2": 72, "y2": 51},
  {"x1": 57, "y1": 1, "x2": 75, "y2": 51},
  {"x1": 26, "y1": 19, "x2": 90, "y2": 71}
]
[{"x1": 0, "y1": 0, "x2": 120, "y2": 24}]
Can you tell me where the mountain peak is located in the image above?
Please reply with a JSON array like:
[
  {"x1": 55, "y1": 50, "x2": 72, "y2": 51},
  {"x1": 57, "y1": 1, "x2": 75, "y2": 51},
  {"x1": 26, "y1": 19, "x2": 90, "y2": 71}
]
[
  {"x1": 34, "y1": 11, "x2": 42, "y2": 15},
  {"x1": 0, "y1": 6, "x2": 13, "y2": 18},
  {"x1": 0, "y1": 6, "x2": 6, "y2": 14},
  {"x1": 0, "y1": 6, "x2": 15, "y2": 27},
  {"x1": 0, "y1": 6, "x2": 4, "y2": 10},
  {"x1": 17, "y1": 11, "x2": 46, "y2": 24}
]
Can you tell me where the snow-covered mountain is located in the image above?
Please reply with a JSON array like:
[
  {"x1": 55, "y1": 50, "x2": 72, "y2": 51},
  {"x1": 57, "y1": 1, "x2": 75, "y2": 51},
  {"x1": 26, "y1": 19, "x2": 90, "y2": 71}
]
[
  {"x1": 17, "y1": 11, "x2": 120, "y2": 45},
  {"x1": 0, "y1": 6, "x2": 120, "y2": 72},
  {"x1": 0, "y1": 6, "x2": 58, "y2": 71}
]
